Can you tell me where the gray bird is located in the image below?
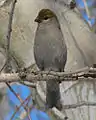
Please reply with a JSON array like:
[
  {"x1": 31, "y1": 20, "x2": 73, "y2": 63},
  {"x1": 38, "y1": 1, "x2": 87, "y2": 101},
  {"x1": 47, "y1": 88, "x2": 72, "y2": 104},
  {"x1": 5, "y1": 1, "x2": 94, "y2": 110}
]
[{"x1": 34, "y1": 9, "x2": 67, "y2": 110}]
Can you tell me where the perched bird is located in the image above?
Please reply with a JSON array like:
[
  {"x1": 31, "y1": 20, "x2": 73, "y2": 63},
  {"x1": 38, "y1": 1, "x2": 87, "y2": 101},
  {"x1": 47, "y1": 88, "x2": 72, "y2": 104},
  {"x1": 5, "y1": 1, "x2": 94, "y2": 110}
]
[{"x1": 34, "y1": 9, "x2": 67, "y2": 110}]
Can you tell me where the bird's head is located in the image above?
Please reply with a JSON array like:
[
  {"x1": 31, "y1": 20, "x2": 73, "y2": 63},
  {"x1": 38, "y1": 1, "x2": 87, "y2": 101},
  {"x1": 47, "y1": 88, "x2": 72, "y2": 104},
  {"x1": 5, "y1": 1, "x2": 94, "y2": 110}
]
[{"x1": 34, "y1": 9, "x2": 57, "y2": 23}]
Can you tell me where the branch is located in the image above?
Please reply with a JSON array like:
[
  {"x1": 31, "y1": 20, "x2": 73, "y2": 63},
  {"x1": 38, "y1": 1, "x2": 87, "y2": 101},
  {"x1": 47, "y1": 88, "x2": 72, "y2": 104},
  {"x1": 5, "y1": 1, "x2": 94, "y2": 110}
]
[
  {"x1": 7, "y1": 83, "x2": 31, "y2": 120},
  {"x1": 1, "y1": 0, "x2": 17, "y2": 73},
  {"x1": 10, "y1": 94, "x2": 32, "y2": 120},
  {"x1": 1, "y1": 0, "x2": 32, "y2": 119},
  {"x1": 6, "y1": 0, "x2": 17, "y2": 55},
  {"x1": 63, "y1": 101, "x2": 96, "y2": 109},
  {"x1": 0, "y1": 68, "x2": 96, "y2": 83},
  {"x1": 32, "y1": 66, "x2": 89, "y2": 77},
  {"x1": 20, "y1": 81, "x2": 36, "y2": 88}
]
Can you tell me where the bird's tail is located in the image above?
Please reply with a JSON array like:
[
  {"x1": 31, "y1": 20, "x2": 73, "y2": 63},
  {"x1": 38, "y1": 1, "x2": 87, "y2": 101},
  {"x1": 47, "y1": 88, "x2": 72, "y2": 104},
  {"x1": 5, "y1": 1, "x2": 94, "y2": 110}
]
[{"x1": 46, "y1": 79, "x2": 62, "y2": 110}]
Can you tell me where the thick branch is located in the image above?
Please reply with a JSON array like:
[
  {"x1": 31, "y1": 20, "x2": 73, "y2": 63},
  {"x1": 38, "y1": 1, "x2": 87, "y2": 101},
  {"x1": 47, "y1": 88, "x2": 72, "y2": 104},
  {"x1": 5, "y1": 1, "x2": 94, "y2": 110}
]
[{"x1": 0, "y1": 71, "x2": 96, "y2": 83}]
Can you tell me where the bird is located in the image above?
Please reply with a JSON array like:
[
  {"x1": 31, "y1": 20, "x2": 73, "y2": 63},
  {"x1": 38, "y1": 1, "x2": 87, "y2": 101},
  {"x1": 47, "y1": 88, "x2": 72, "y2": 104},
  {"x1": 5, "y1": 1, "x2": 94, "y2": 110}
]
[{"x1": 34, "y1": 9, "x2": 67, "y2": 110}]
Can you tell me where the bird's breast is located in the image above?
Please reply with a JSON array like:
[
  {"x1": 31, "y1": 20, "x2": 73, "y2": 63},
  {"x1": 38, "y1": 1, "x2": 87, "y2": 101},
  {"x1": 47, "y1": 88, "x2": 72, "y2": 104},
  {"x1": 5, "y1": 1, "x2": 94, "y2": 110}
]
[{"x1": 34, "y1": 21, "x2": 67, "y2": 70}]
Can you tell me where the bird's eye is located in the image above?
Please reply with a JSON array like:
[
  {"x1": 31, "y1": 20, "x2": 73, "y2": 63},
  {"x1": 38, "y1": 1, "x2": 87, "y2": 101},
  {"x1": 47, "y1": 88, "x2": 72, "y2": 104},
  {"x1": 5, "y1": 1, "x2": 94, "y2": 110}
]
[{"x1": 44, "y1": 17, "x2": 48, "y2": 20}]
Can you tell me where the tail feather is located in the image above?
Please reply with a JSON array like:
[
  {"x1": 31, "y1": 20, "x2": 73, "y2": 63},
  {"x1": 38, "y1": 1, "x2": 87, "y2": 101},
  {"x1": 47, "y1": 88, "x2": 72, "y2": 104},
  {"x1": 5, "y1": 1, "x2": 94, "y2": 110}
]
[{"x1": 46, "y1": 79, "x2": 62, "y2": 110}]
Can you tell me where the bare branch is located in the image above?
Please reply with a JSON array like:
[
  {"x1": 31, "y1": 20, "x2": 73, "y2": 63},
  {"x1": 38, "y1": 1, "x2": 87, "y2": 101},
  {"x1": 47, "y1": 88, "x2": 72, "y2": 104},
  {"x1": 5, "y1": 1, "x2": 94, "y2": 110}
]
[
  {"x1": 10, "y1": 94, "x2": 32, "y2": 120},
  {"x1": 1, "y1": 0, "x2": 32, "y2": 119},
  {"x1": 32, "y1": 66, "x2": 89, "y2": 77},
  {"x1": 6, "y1": 0, "x2": 17, "y2": 56},
  {"x1": 3, "y1": 0, "x2": 17, "y2": 72},
  {"x1": 17, "y1": 94, "x2": 31, "y2": 120},
  {"x1": 0, "y1": 69, "x2": 96, "y2": 83},
  {"x1": 63, "y1": 101, "x2": 96, "y2": 109},
  {"x1": 20, "y1": 81, "x2": 36, "y2": 88},
  {"x1": 7, "y1": 83, "x2": 31, "y2": 120}
]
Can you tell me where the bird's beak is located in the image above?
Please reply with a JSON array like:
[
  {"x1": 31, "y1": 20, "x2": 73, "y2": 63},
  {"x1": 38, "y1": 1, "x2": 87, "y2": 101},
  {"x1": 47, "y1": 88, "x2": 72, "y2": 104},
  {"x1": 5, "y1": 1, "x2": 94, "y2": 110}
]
[{"x1": 34, "y1": 17, "x2": 41, "y2": 23}]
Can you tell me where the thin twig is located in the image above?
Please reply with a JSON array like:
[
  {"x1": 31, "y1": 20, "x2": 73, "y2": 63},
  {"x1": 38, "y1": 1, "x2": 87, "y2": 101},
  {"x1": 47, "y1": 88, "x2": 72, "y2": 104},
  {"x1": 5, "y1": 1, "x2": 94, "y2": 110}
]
[
  {"x1": 2, "y1": 0, "x2": 31, "y2": 119},
  {"x1": 0, "y1": 0, "x2": 17, "y2": 73},
  {"x1": 63, "y1": 81, "x2": 81, "y2": 93},
  {"x1": 17, "y1": 94, "x2": 31, "y2": 120},
  {"x1": 7, "y1": 83, "x2": 31, "y2": 120},
  {"x1": 11, "y1": 94, "x2": 32, "y2": 120},
  {"x1": 6, "y1": 0, "x2": 17, "y2": 64},
  {"x1": 20, "y1": 81, "x2": 36, "y2": 88},
  {"x1": 63, "y1": 101, "x2": 96, "y2": 109}
]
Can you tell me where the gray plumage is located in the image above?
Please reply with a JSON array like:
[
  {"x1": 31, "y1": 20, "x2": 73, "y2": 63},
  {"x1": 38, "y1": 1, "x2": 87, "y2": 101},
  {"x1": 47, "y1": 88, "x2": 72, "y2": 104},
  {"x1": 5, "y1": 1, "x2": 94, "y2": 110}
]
[{"x1": 34, "y1": 9, "x2": 67, "y2": 110}]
